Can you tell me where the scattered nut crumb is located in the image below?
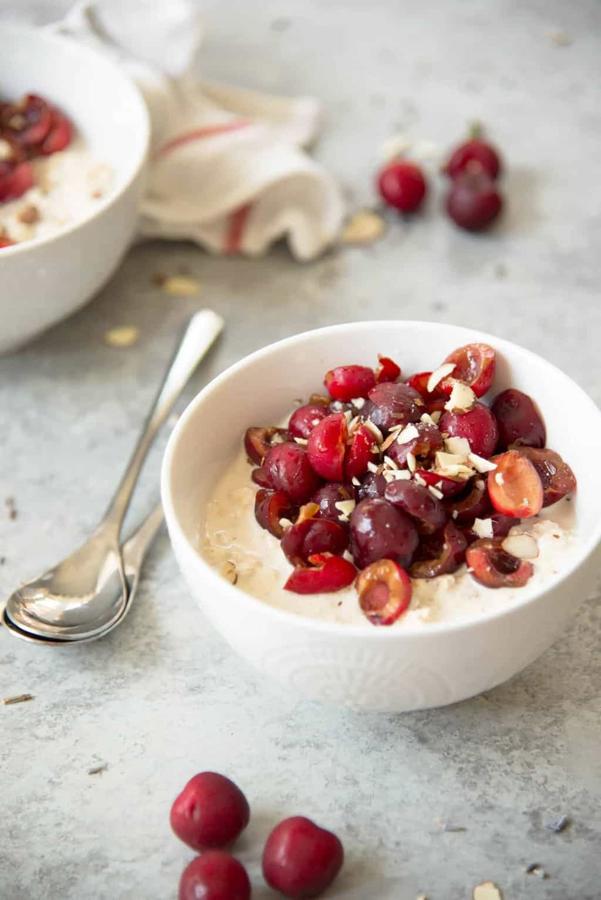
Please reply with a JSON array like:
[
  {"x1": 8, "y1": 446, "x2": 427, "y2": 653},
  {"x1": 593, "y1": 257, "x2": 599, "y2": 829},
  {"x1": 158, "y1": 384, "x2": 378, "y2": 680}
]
[
  {"x1": 5, "y1": 497, "x2": 17, "y2": 520},
  {"x1": 220, "y1": 560, "x2": 238, "y2": 585},
  {"x1": 545, "y1": 814, "x2": 570, "y2": 833},
  {"x1": 104, "y1": 326, "x2": 139, "y2": 348},
  {"x1": 473, "y1": 882, "x2": 503, "y2": 900},
  {"x1": 526, "y1": 863, "x2": 549, "y2": 878},
  {"x1": 546, "y1": 29, "x2": 572, "y2": 46},
  {"x1": 161, "y1": 275, "x2": 201, "y2": 297},
  {"x1": 88, "y1": 763, "x2": 108, "y2": 775},
  {"x1": 341, "y1": 210, "x2": 386, "y2": 245},
  {"x1": 438, "y1": 821, "x2": 466, "y2": 832},
  {"x1": 3, "y1": 693, "x2": 34, "y2": 706},
  {"x1": 91, "y1": 189, "x2": 104, "y2": 199},
  {"x1": 152, "y1": 272, "x2": 167, "y2": 286},
  {"x1": 17, "y1": 204, "x2": 39, "y2": 225}
]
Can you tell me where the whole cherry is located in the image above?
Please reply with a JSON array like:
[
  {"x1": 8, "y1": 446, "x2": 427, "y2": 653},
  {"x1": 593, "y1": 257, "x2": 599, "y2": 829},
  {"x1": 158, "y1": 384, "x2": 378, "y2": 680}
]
[
  {"x1": 170, "y1": 772, "x2": 250, "y2": 852},
  {"x1": 446, "y1": 167, "x2": 503, "y2": 232},
  {"x1": 179, "y1": 851, "x2": 251, "y2": 900},
  {"x1": 444, "y1": 125, "x2": 502, "y2": 181},
  {"x1": 377, "y1": 159, "x2": 427, "y2": 213},
  {"x1": 262, "y1": 815, "x2": 344, "y2": 898}
]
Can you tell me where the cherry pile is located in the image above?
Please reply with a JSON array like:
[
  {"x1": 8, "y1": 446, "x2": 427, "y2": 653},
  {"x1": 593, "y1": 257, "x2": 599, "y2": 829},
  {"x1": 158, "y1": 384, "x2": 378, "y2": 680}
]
[
  {"x1": 171, "y1": 771, "x2": 343, "y2": 899},
  {"x1": 0, "y1": 93, "x2": 73, "y2": 247},
  {"x1": 244, "y1": 343, "x2": 577, "y2": 626},
  {"x1": 376, "y1": 125, "x2": 504, "y2": 231}
]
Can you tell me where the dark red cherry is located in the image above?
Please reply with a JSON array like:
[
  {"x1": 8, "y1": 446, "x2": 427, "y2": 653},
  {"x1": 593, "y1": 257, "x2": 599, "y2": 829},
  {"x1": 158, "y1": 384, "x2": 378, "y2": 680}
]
[
  {"x1": 350, "y1": 498, "x2": 418, "y2": 569},
  {"x1": 491, "y1": 389, "x2": 546, "y2": 450},
  {"x1": 262, "y1": 442, "x2": 322, "y2": 504}
]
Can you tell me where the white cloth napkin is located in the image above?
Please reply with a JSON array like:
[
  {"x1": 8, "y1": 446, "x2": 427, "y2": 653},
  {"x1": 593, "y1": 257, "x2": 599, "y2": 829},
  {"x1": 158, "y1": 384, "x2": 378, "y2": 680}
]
[{"x1": 57, "y1": 0, "x2": 344, "y2": 260}]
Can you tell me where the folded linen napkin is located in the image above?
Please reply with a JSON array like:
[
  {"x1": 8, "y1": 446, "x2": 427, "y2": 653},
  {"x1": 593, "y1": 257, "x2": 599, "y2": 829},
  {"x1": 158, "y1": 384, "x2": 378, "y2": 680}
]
[{"x1": 56, "y1": 0, "x2": 344, "y2": 260}]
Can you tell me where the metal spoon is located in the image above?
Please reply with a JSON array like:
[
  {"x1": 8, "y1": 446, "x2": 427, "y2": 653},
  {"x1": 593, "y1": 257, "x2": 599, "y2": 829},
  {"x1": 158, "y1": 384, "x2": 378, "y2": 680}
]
[
  {"x1": 1, "y1": 503, "x2": 164, "y2": 644},
  {"x1": 4, "y1": 310, "x2": 223, "y2": 640}
]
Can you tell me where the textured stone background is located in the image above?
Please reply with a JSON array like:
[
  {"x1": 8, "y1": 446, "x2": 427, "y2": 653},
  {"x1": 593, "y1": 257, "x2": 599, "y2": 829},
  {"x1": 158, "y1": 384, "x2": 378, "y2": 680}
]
[{"x1": 1, "y1": 1, "x2": 600, "y2": 898}]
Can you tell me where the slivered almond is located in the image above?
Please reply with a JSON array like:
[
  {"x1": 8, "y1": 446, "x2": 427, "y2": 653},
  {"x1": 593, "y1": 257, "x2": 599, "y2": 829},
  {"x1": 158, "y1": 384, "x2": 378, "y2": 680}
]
[
  {"x1": 427, "y1": 363, "x2": 455, "y2": 394},
  {"x1": 396, "y1": 423, "x2": 420, "y2": 444},
  {"x1": 469, "y1": 452, "x2": 497, "y2": 473},
  {"x1": 335, "y1": 499, "x2": 356, "y2": 520},
  {"x1": 407, "y1": 451, "x2": 416, "y2": 473},
  {"x1": 428, "y1": 485, "x2": 444, "y2": 500},
  {"x1": 296, "y1": 503, "x2": 320, "y2": 524},
  {"x1": 444, "y1": 381, "x2": 476, "y2": 412},
  {"x1": 383, "y1": 455, "x2": 398, "y2": 470},
  {"x1": 444, "y1": 436, "x2": 471, "y2": 457},
  {"x1": 473, "y1": 518, "x2": 494, "y2": 539},
  {"x1": 364, "y1": 419, "x2": 384, "y2": 443},
  {"x1": 502, "y1": 533, "x2": 539, "y2": 559},
  {"x1": 341, "y1": 209, "x2": 386, "y2": 245}
]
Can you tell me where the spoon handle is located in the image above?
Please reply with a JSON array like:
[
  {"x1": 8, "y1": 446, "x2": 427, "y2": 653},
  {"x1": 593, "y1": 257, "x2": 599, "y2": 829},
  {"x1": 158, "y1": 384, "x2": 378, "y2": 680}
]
[{"x1": 102, "y1": 310, "x2": 223, "y2": 533}]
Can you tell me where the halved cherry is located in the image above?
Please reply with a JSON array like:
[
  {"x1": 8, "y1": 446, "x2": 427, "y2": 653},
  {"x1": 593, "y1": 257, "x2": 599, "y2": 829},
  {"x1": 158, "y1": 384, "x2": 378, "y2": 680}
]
[
  {"x1": 516, "y1": 447, "x2": 576, "y2": 507},
  {"x1": 41, "y1": 109, "x2": 73, "y2": 155},
  {"x1": 346, "y1": 424, "x2": 378, "y2": 479},
  {"x1": 244, "y1": 426, "x2": 288, "y2": 464},
  {"x1": 0, "y1": 160, "x2": 34, "y2": 202},
  {"x1": 405, "y1": 371, "x2": 445, "y2": 400},
  {"x1": 307, "y1": 413, "x2": 347, "y2": 481},
  {"x1": 288, "y1": 404, "x2": 329, "y2": 439},
  {"x1": 281, "y1": 518, "x2": 348, "y2": 565},
  {"x1": 284, "y1": 554, "x2": 357, "y2": 594},
  {"x1": 487, "y1": 450, "x2": 543, "y2": 518},
  {"x1": 324, "y1": 365, "x2": 376, "y2": 402},
  {"x1": 415, "y1": 468, "x2": 465, "y2": 498},
  {"x1": 254, "y1": 489, "x2": 297, "y2": 538},
  {"x1": 445, "y1": 479, "x2": 491, "y2": 525},
  {"x1": 410, "y1": 521, "x2": 467, "y2": 578},
  {"x1": 439, "y1": 343, "x2": 496, "y2": 397},
  {"x1": 386, "y1": 422, "x2": 443, "y2": 468},
  {"x1": 356, "y1": 559, "x2": 412, "y2": 625},
  {"x1": 466, "y1": 538, "x2": 534, "y2": 588},
  {"x1": 375, "y1": 355, "x2": 401, "y2": 384}
]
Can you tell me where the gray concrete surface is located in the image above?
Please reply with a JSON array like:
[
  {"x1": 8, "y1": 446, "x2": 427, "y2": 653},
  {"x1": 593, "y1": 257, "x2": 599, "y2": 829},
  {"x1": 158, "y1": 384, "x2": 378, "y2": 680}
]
[{"x1": 1, "y1": 1, "x2": 600, "y2": 898}]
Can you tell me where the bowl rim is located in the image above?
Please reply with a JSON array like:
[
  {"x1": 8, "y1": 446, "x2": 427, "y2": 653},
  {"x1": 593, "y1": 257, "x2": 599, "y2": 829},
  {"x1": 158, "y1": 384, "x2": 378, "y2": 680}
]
[
  {"x1": 161, "y1": 319, "x2": 601, "y2": 639},
  {"x1": 0, "y1": 23, "x2": 150, "y2": 258}
]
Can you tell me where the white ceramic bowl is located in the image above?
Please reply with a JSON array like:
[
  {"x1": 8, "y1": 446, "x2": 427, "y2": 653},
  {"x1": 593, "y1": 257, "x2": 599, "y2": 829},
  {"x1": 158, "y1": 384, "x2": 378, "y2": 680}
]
[
  {"x1": 0, "y1": 25, "x2": 149, "y2": 353},
  {"x1": 161, "y1": 321, "x2": 601, "y2": 712}
]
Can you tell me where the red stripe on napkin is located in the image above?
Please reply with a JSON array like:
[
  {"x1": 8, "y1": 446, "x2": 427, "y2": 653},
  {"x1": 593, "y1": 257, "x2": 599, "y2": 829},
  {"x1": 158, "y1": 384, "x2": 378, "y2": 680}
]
[
  {"x1": 157, "y1": 120, "x2": 251, "y2": 157},
  {"x1": 224, "y1": 204, "x2": 252, "y2": 254}
]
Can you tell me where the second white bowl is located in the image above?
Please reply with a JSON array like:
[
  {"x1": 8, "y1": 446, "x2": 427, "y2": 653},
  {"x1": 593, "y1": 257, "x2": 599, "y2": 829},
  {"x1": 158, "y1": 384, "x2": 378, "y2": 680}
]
[{"x1": 0, "y1": 25, "x2": 149, "y2": 353}]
